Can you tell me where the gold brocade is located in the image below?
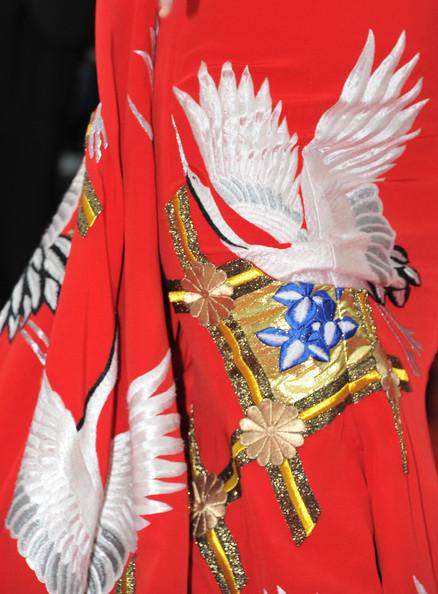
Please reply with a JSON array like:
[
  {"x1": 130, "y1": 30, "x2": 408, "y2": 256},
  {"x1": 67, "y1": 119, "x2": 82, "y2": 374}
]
[
  {"x1": 166, "y1": 185, "x2": 411, "y2": 554},
  {"x1": 77, "y1": 173, "x2": 103, "y2": 237},
  {"x1": 189, "y1": 419, "x2": 247, "y2": 594},
  {"x1": 115, "y1": 558, "x2": 136, "y2": 594}
]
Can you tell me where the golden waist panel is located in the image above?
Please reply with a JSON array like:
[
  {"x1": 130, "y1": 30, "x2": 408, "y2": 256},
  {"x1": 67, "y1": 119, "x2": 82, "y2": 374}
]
[{"x1": 166, "y1": 185, "x2": 410, "y2": 585}]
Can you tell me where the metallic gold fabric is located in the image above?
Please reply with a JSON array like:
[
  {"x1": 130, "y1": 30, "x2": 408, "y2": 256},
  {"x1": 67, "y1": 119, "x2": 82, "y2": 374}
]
[
  {"x1": 166, "y1": 185, "x2": 411, "y2": 552},
  {"x1": 77, "y1": 173, "x2": 103, "y2": 238},
  {"x1": 115, "y1": 558, "x2": 136, "y2": 594},
  {"x1": 189, "y1": 419, "x2": 247, "y2": 594}
]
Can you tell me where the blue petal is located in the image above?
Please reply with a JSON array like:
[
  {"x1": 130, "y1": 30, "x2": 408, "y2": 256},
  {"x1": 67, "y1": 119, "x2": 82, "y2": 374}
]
[
  {"x1": 307, "y1": 336, "x2": 331, "y2": 362},
  {"x1": 273, "y1": 282, "x2": 313, "y2": 306},
  {"x1": 285, "y1": 296, "x2": 317, "y2": 328},
  {"x1": 312, "y1": 290, "x2": 336, "y2": 321},
  {"x1": 256, "y1": 327, "x2": 290, "y2": 347},
  {"x1": 279, "y1": 339, "x2": 309, "y2": 371},
  {"x1": 322, "y1": 320, "x2": 341, "y2": 348},
  {"x1": 335, "y1": 287, "x2": 344, "y2": 300},
  {"x1": 337, "y1": 316, "x2": 359, "y2": 339}
]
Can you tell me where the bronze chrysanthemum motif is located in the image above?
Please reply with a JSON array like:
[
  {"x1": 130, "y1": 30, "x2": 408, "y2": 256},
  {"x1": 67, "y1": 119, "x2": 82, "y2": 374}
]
[
  {"x1": 191, "y1": 473, "x2": 227, "y2": 537},
  {"x1": 182, "y1": 262, "x2": 233, "y2": 326},
  {"x1": 374, "y1": 343, "x2": 401, "y2": 401},
  {"x1": 239, "y1": 399, "x2": 305, "y2": 466}
]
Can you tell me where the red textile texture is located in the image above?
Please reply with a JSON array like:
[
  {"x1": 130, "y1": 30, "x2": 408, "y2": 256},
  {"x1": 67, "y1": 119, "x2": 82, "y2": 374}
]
[{"x1": 0, "y1": 1, "x2": 437, "y2": 593}]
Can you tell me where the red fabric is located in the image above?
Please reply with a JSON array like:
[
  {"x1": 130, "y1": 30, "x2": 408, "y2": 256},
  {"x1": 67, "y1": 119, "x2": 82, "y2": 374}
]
[{"x1": 1, "y1": 1, "x2": 437, "y2": 593}]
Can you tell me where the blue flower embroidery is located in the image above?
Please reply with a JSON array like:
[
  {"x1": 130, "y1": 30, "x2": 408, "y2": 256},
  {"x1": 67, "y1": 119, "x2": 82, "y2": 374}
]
[{"x1": 256, "y1": 283, "x2": 358, "y2": 372}]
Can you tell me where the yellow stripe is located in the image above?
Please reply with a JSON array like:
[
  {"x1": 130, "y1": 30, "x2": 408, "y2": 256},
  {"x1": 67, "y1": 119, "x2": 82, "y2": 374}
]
[
  {"x1": 218, "y1": 321, "x2": 263, "y2": 405},
  {"x1": 80, "y1": 191, "x2": 98, "y2": 228},
  {"x1": 299, "y1": 370, "x2": 380, "y2": 422},
  {"x1": 218, "y1": 321, "x2": 314, "y2": 537},
  {"x1": 394, "y1": 366, "x2": 409, "y2": 383},
  {"x1": 206, "y1": 529, "x2": 240, "y2": 594},
  {"x1": 279, "y1": 460, "x2": 315, "y2": 536},
  {"x1": 223, "y1": 442, "x2": 247, "y2": 493},
  {"x1": 168, "y1": 268, "x2": 263, "y2": 304},
  {"x1": 168, "y1": 291, "x2": 186, "y2": 303},
  {"x1": 227, "y1": 268, "x2": 264, "y2": 287}
]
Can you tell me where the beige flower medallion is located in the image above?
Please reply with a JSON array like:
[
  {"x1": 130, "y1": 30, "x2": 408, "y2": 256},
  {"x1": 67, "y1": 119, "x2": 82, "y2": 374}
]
[
  {"x1": 181, "y1": 262, "x2": 234, "y2": 326},
  {"x1": 239, "y1": 399, "x2": 305, "y2": 466},
  {"x1": 191, "y1": 473, "x2": 227, "y2": 537},
  {"x1": 374, "y1": 343, "x2": 401, "y2": 401}
]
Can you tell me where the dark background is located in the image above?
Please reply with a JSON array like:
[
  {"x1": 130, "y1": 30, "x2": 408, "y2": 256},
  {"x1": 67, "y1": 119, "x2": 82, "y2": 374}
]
[{"x1": 0, "y1": 0, "x2": 97, "y2": 305}]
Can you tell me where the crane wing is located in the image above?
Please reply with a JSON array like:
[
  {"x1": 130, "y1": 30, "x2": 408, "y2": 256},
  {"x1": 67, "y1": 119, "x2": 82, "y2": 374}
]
[
  {"x1": 86, "y1": 351, "x2": 186, "y2": 594},
  {"x1": 301, "y1": 31, "x2": 426, "y2": 286},
  {"x1": 6, "y1": 373, "x2": 100, "y2": 594},
  {"x1": 174, "y1": 62, "x2": 303, "y2": 244}
]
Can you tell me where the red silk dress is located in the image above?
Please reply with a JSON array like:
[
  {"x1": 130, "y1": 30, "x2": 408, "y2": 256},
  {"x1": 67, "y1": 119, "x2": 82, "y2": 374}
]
[{"x1": 0, "y1": 1, "x2": 437, "y2": 594}]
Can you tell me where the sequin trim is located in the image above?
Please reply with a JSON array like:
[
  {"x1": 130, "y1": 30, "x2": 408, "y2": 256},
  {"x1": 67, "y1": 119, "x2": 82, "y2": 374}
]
[
  {"x1": 189, "y1": 420, "x2": 247, "y2": 594},
  {"x1": 77, "y1": 173, "x2": 103, "y2": 237},
  {"x1": 115, "y1": 558, "x2": 136, "y2": 594}
]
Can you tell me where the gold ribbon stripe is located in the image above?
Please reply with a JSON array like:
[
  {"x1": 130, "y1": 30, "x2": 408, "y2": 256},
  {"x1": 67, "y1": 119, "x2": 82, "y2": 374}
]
[
  {"x1": 279, "y1": 460, "x2": 315, "y2": 537},
  {"x1": 217, "y1": 320, "x2": 313, "y2": 536},
  {"x1": 206, "y1": 529, "x2": 240, "y2": 594}
]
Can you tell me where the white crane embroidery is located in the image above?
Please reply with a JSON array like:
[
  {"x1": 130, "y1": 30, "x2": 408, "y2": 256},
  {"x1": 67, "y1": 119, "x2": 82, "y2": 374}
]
[
  {"x1": 172, "y1": 31, "x2": 426, "y2": 289},
  {"x1": 0, "y1": 162, "x2": 84, "y2": 346},
  {"x1": 6, "y1": 345, "x2": 186, "y2": 594}
]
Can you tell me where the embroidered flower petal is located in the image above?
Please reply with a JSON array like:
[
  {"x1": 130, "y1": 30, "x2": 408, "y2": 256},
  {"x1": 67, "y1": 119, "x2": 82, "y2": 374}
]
[
  {"x1": 285, "y1": 296, "x2": 316, "y2": 328},
  {"x1": 322, "y1": 320, "x2": 341, "y2": 348},
  {"x1": 337, "y1": 316, "x2": 359, "y2": 339},
  {"x1": 313, "y1": 290, "x2": 337, "y2": 321},
  {"x1": 279, "y1": 339, "x2": 308, "y2": 371},
  {"x1": 273, "y1": 282, "x2": 314, "y2": 306},
  {"x1": 307, "y1": 337, "x2": 330, "y2": 362},
  {"x1": 256, "y1": 328, "x2": 290, "y2": 347}
]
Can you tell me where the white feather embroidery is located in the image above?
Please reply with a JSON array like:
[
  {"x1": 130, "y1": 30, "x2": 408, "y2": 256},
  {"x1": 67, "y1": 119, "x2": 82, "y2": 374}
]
[
  {"x1": 413, "y1": 576, "x2": 429, "y2": 594},
  {"x1": 0, "y1": 162, "x2": 85, "y2": 340},
  {"x1": 88, "y1": 103, "x2": 108, "y2": 163},
  {"x1": 6, "y1": 347, "x2": 186, "y2": 594},
  {"x1": 173, "y1": 31, "x2": 426, "y2": 288}
]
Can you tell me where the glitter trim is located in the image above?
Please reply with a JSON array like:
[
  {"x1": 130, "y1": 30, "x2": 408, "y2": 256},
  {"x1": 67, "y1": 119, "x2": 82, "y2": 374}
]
[
  {"x1": 189, "y1": 419, "x2": 247, "y2": 593},
  {"x1": 115, "y1": 557, "x2": 136, "y2": 594},
  {"x1": 388, "y1": 396, "x2": 409, "y2": 474},
  {"x1": 77, "y1": 173, "x2": 103, "y2": 237}
]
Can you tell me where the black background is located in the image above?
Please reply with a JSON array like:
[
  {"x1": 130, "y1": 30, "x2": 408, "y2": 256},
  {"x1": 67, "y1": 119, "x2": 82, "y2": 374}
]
[{"x1": 0, "y1": 0, "x2": 97, "y2": 304}]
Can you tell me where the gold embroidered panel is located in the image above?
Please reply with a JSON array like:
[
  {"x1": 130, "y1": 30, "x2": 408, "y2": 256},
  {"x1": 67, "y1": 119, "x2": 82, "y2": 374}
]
[{"x1": 166, "y1": 184, "x2": 411, "y2": 584}]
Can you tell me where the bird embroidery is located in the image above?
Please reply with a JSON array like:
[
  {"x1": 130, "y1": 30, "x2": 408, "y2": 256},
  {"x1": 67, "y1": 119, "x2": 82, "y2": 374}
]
[
  {"x1": 172, "y1": 31, "x2": 426, "y2": 290},
  {"x1": 6, "y1": 345, "x2": 186, "y2": 594}
]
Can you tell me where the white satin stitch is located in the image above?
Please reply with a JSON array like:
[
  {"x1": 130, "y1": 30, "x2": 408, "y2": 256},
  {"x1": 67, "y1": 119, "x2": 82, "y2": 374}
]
[
  {"x1": 0, "y1": 162, "x2": 85, "y2": 340},
  {"x1": 127, "y1": 26, "x2": 158, "y2": 141},
  {"x1": 414, "y1": 576, "x2": 429, "y2": 594},
  {"x1": 173, "y1": 31, "x2": 426, "y2": 289},
  {"x1": 6, "y1": 347, "x2": 186, "y2": 594},
  {"x1": 133, "y1": 25, "x2": 157, "y2": 86},
  {"x1": 88, "y1": 103, "x2": 108, "y2": 163},
  {"x1": 127, "y1": 95, "x2": 154, "y2": 140}
]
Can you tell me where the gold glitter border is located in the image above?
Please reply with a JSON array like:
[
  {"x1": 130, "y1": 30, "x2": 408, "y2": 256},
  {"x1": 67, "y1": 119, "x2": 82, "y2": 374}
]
[
  {"x1": 189, "y1": 420, "x2": 247, "y2": 594},
  {"x1": 115, "y1": 557, "x2": 136, "y2": 594},
  {"x1": 77, "y1": 173, "x2": 103, "y2": 238}
]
